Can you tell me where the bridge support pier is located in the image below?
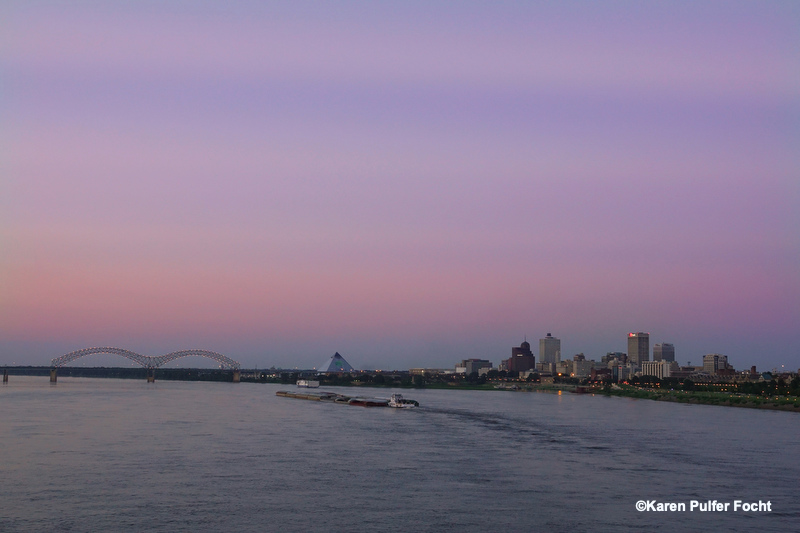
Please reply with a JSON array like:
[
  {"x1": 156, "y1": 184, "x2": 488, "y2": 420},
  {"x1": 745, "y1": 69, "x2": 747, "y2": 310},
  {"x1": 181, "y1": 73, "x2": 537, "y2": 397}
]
[
  {"x1": 147, "y1": 369, "x2": 155, "y2": 383},
  {"x1": 233, "y1": 369, "x2": 240, "y2": 383},
  {"x1": 50, "y1": 368, "x2": 58, "y2": 383},
  {"x1": 3, "y1": 368, "x2": 8, "y2": 383}
]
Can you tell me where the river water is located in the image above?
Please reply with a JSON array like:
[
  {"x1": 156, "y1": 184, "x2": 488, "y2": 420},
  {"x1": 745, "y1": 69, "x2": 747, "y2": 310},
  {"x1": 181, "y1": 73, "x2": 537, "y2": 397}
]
[{"x1": 0, "y1": 377, "x2": 797, "y2": 532}]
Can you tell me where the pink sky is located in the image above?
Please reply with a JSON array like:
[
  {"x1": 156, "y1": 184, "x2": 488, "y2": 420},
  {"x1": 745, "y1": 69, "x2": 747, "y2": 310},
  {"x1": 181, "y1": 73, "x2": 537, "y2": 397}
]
[{"x1": 1, "y1": 1, "x2": 798, "y2": 370}]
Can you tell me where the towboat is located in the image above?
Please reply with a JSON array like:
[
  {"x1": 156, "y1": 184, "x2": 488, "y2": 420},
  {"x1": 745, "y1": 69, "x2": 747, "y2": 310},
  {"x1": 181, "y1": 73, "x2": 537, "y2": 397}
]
[
  {"x1": 296, "y1": 379, "x2": 320, "y2": 388},
  {"x1": 388, "y1": 393, "x2": 419, "y2": 408}
]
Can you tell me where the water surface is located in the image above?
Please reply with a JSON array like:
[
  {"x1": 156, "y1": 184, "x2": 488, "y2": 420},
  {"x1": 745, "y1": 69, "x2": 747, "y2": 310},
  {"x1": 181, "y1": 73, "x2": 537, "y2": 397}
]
[{"x1": 1, "y1": 377, "x2": 797, "y2": 532}]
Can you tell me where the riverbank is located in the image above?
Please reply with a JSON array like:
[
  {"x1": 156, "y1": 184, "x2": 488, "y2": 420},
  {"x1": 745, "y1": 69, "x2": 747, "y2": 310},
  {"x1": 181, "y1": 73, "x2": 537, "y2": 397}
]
[{"x1": 598, "y1": 385, "x2": 800, "y2": 412}]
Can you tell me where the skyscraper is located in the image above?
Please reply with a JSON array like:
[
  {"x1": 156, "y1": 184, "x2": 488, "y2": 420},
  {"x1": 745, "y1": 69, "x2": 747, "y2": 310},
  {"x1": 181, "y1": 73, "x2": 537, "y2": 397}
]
[
  {"x1": 507, "y1": 339, "x2": 536, "y2": 373},
  {"x1": 653, "y1": 343, "x2": 675, "y2": 362},
  {"x1": 539, "y1": 333, "x2": 561, "y2": 364},
  {"x1": 627, "y1": 332, "x2": 649, "y2": 366},
  {"x1": 703, "y1": 353, "x2": 728, "y2": 374}
]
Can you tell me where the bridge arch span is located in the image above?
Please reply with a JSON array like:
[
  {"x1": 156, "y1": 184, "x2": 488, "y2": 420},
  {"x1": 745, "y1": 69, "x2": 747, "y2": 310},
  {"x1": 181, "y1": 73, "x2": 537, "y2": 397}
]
[
  {"x1": 52, "y1": 347, "x2": 152, "y2": 368},
  {"x1": 152, "y1": 349, "x2": 240, "y2": 370},
  {"x1": 51, "y1": 347, "x2": 240, "y2": 370}
]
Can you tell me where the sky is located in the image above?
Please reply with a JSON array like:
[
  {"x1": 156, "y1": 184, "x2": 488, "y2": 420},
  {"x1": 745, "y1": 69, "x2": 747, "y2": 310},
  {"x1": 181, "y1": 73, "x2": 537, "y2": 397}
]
[{"x1": 1, "y1": 1, "x2": 798, "y2": 371}]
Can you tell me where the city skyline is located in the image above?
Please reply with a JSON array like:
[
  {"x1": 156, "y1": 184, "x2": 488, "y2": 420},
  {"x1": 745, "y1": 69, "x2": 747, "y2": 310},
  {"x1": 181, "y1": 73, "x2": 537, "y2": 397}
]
[
  {"x1": 1, "y1": 1, "x2": 798, "y2": 371},
  {"x1": 1, "y1": 330, "x2": 772, "y2": 373}
]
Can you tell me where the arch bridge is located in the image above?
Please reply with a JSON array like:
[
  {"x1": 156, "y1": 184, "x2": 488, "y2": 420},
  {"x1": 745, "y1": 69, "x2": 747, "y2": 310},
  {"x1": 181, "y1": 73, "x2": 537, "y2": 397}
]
[{"x1": 50, "y1": 347, "x2": 241, "y2": 383}]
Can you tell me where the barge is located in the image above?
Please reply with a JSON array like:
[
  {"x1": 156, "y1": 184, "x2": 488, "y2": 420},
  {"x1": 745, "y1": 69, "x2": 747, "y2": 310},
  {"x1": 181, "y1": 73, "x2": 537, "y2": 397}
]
[{"x1": 276, "y1": 390, "x2": 418, "y2": 408}]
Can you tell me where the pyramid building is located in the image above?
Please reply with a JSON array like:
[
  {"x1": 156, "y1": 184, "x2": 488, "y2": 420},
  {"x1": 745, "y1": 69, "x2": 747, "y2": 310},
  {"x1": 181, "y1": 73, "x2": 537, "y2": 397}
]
[{"x1": 317, "y1": 352, "x2": 354, "y2": 373}]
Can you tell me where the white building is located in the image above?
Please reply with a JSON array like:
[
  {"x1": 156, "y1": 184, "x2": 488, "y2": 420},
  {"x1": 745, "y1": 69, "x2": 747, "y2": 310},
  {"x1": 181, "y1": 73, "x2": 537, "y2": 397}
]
[
  {"x1": 539, "y1": 333, "x2": 561, "y2": 364},
  {"x1": 641, "y1": 360, "x2": 672, "y2": 379}
]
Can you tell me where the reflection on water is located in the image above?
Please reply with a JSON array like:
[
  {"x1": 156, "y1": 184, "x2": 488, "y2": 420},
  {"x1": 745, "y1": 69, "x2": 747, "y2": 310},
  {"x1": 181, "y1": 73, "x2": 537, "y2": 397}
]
[{"x1": 1, "y1": 377, "x2": 798, "y2": 532}]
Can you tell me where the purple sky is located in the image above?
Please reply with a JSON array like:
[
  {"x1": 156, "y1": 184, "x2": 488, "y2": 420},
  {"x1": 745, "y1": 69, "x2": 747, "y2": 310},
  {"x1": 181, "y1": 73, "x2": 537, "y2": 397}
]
[{"x1": 1, "y1": 1, "x2": 798, "y2": 371}]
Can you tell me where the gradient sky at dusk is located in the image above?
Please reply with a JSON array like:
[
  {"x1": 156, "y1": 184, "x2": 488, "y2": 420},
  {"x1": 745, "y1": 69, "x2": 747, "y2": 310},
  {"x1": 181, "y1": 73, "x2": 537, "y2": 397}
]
[{"x1": 1, "y1": 1, "x2": 798, "y2": 371}]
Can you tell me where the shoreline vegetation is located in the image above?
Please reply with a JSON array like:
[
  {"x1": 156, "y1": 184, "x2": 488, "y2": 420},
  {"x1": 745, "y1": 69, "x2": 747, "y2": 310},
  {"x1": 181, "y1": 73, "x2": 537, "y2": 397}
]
[
  {"x1": 4, "y1": 366, "x2": 798, "y2": 412},
  {"x1": 596, "y1": 384, "x2": 800, "y2": 413}
]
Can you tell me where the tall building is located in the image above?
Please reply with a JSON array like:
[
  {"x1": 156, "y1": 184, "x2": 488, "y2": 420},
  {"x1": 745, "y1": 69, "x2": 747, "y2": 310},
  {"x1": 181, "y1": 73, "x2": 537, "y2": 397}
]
[
  {"x1": 653, "y1": 343, "x2": 675, "y2": 362},
  {"x1": 507, "y1": 339, "x2": 536, "y2": 373},
  {"x1": 627, "y1": 332, "x2": 649, "y2": 366},
  {"x1": 703, "y1": 354, "x2": 728, "y2": 374},
  {"x1": 539, "y1": 333, "x2": 561, "y2": 364}
]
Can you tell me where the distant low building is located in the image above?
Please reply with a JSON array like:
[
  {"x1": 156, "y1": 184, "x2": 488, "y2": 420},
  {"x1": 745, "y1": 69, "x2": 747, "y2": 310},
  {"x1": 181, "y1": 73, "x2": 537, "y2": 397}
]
[
  {"x1": 556, "y1": 360, "x2": 573, "y2": 376},
  {"x1": 536, "y1": 362, "x2": 555, "y2": 375},
  {"x1": 458, "y1": 358, "x2": 493, "y2": 375},
  {"x1": 572, "y1": 359, "x2": 594, "y2": 379},
  {"x1": 603, "y1": 352, "x2": 626, "y2": 364},
  {"x1": 610, "y1": 363, "x2": 636, "y2": 382},
  {"x1": 591, "y1": 367, "x2": 613, "y2": 381},
  {"x1": 409, "y1": 368, "x2": 448, "y2": 376}
]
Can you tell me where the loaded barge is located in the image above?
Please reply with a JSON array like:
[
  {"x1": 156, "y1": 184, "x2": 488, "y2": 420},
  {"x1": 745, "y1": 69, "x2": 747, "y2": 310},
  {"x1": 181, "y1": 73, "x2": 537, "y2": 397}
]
[{"x1": 276, "y1": 390, "x2": 418, "y2": 408}]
